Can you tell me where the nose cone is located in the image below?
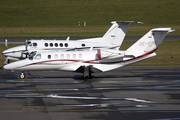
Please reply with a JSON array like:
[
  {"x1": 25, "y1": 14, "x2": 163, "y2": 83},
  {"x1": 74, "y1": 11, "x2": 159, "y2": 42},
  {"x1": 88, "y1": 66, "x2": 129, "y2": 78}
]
[
  {"x1": 2, "y1": 49, "x2": 9, "y2": 56},
  {"x1": 2, "y1": 45, "x2": 25, "y2": 58}
]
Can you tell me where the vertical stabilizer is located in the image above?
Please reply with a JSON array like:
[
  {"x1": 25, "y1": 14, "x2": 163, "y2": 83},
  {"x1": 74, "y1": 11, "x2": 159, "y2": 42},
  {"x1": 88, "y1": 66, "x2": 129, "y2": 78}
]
[
  {"x1": 101, "y1": 21, "x2": 143, "y2": 48},
  {"x1": 126, "y1": 28, "x2": 174, "y2": 55}
]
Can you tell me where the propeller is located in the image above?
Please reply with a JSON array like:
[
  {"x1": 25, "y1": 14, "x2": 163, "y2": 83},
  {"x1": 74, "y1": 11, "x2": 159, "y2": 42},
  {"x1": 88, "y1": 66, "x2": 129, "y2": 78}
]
[
  {"x1": 5, "y1": 39, "x2": 8, "y2": 49},
  {"x1": 4, "y1": 39, "x2": 10, "y2": 64},
  {"x1": 25, "y1": 40, "x2": 28, "y2": 58},
  {"x1": 22, "y1": 40, "x2": 29, "y2": 58}
]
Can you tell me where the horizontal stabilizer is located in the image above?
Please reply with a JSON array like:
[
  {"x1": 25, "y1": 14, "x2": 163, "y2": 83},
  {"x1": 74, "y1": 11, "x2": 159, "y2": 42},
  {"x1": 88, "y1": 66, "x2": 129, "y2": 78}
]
[
  {"x1": 116, "y1": 21, "x2": 143, "y2": 24},
  {"x1": 152, "y1": 29, "x2": 175, "y2": 32}
]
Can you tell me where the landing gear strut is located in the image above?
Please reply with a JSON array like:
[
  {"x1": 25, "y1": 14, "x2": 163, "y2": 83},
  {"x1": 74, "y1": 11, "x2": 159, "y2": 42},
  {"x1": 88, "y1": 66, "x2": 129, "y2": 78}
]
[{"x1": 83, "y1": 66, "x2": 93, "y2": 79}]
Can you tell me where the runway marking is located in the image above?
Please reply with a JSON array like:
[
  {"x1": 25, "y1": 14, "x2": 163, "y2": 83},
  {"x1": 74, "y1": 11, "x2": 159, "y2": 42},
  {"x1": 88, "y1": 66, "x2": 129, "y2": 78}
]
[
  {"x1": 0, "y1": 93, "x2": 154, "y2": 103},
  {"x1": 2, "y1": 101, "x2": 180, "y2": 109},
  {"x1": 2, "y1": 110, "x2": 180, "y2": 113},
  {"x1": 125, "y1": 98, "x2": 152, "y2": 103}
]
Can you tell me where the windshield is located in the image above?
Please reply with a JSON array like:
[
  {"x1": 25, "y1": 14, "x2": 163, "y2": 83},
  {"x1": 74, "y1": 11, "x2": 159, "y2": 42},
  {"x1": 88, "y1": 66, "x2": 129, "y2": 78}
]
[
  {"x1": 23, "y1": 41, "x2": 31, "y2": 45},
  {"x1": 35, "y1": 54, "x2": 41, "y2": 60}
]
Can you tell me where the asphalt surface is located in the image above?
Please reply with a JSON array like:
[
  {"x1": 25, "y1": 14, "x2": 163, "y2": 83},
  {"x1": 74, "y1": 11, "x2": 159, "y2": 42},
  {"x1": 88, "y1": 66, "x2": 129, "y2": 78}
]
[
  {"x1": 0, "y1": 36, "x2": 180, "y2": 44},
  {"x1": 0, "y1": 66, "x2": 180, "y2": 120}
]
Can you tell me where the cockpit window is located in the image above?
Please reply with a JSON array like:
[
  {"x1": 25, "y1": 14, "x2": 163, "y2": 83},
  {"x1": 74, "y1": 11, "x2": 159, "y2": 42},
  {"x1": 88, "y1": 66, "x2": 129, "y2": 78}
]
[
  {"x1": 27, "y1": 41, "x2": 31, "y2": 45},
  {"x1": 33, "y1": 43, "x2": 37, "y2": 47},
  {"x1": 24, "y1": 41, "x2": 31, "y2": 45},
  {"x1": 35, "y1": 54, "x2": 41, "y2": 60},
  {"x1": 29, "y1": 43, "x2": 32, "y2": 47}
]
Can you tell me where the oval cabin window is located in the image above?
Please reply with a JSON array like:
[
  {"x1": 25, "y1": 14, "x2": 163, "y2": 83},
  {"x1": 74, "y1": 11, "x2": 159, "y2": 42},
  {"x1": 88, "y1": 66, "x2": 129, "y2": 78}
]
[
  {"x1": 48, "y1": 55, "x2": 51, "y2": 59},
  {"x1": 60, "y1": 54, "x2": 64, "y2": 59},
  {"x1": 45, "y1": 43, "x2": 48, "y2": 47},
  {"x1": 66, "y1": 54, "x2": 70, "y2": 58},
  {"x1": 55, "y1": 43, "x2": 58, "y2": 47},
  {"x1": 50, "y1": 43, "x2": 53, "y2": 47},
  {"x1": 60, "y1": 43, "x2": 63, "y2": 47}
]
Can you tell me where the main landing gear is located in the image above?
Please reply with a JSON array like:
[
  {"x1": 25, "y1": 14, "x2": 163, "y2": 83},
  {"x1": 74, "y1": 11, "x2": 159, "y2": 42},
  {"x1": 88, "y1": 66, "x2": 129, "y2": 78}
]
[{"x1": 83, "y1": 66, "x2": 94, "y2": 79}]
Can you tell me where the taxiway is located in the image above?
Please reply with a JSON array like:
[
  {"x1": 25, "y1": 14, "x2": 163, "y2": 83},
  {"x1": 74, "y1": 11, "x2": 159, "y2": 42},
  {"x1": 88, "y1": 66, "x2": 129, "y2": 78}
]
[{"x1": 0, "y1": 66, "x2": 180, "y2": 120}]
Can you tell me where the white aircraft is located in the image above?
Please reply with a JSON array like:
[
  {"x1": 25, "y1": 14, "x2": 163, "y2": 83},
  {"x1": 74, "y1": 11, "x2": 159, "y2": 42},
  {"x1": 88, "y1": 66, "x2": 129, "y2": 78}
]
[
  {"x1": 3, "y1": 28, "x2": 174, "y2": 79},
  {"x1": 2, "y1": 21, "x2": 142, "y2": 64}
]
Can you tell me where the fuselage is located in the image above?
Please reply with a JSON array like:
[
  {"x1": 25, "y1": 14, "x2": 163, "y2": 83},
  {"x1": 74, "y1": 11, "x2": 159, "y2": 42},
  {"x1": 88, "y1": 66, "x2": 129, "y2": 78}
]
[
  {"x1": 2, "y1": 21, "x2": 143, "y2": 61},
  {"x1": 3, "y1": 49, "x2": 156, "y2": 73},
  {"x1": 2, "y1": 38, "x2": 120, "y2": 60}
]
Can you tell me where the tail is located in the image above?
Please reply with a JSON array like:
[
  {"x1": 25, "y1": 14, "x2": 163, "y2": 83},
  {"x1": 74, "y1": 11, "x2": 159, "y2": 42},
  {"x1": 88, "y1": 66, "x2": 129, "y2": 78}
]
[
  {"x1": 126, "y1": 28, "x2": 174, "y2": 57},
  {"x1": 101, "y1": 21, "x2": 143, "y2": 48}
]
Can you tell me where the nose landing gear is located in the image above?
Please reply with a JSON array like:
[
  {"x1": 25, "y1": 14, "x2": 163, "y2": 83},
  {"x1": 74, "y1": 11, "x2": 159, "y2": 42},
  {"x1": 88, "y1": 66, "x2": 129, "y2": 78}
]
[{"x1": 18, "y1": 72, "x2": 28, "y2": 79}]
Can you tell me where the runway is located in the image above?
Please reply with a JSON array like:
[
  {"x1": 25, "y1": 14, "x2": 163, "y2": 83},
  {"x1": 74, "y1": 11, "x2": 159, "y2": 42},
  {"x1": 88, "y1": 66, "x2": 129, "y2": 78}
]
[{"x1": 0, "y1": 66, "x2": 180, "y2": 120}]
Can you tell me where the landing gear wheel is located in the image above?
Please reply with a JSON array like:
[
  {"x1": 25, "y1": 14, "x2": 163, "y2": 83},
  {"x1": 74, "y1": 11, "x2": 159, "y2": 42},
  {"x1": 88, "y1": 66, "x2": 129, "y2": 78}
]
[
  {"x1": 83, "y1": 66, "x2": 94, "y2": 79},
  {"x1": 19, "y1": 72, "x2": 26, "y2": 79}
]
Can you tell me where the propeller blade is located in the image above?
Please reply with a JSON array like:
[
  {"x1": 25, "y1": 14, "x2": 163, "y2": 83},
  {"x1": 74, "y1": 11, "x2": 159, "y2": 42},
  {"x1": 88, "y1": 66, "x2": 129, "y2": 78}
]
[
  {"x1": 25, "y1": 40, "x2": 28, "y2": 50},
  {"x1": 5, "y1": 39, "x2": 8, "y2": 49},
  {"x1": 25, "y1": 40, "x2": 28, "y2": 58},
  {"x1": 4, "y1": 57, "x2": 10, "y2": 65}
]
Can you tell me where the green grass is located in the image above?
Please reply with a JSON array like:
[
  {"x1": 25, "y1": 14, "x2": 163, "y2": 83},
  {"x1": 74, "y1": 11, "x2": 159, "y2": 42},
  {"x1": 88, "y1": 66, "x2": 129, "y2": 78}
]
[
  {"x1": 0, "y1": 0, "x2": 180, "y2": 37},
  {"x1": 1, "y1": 41, "x2": 180, "y2": 67},
  {"x1": 0, "y1": 0, "x2": 179, "y2": 27}
]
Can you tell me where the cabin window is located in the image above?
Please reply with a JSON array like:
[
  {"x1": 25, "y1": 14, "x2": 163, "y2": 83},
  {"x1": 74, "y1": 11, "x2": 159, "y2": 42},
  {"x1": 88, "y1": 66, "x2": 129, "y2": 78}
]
[
  {"x1": 66, "y1": 54, "x2": 70, "y2": 58},
  {"x1": 35, "y1": 54, "x2": 41, "y2": 60},
  {"x1": 55, "y1": 43, "x2": 58, "y2": 47},
  {"x1": 73, "y1": 54, "x2": 76, "y2": 58},
  {"x1": 79, "y1": 54, "x2": 82, "y2": 58},
  {"x1": 65, "y1": 43, "x2": 68, "y2": 47},
  {"x1": 60, "y1": 43, "x2": 63, "y2": 47},
  {"x1": 54, "y1": 54, "x2": 58, "y2": 59},
  {"x1": 33, "y1": 43, "x2": 37, "y2": 47},
  {"x1": 48, "y1": 55, "x2": 51, "y2": 59},
  {"x1": 60, "y1": 54, "x2": 64, "y2": 59},
  {"x1": 45, "y1": 43, "x2": 48, "y2": 47},
  {"x1": 82, "y1": 44, "x2": 86, "y2": 47},
  {"x1": 50, "y1": 43, "x2": 53, "y2": 47}
]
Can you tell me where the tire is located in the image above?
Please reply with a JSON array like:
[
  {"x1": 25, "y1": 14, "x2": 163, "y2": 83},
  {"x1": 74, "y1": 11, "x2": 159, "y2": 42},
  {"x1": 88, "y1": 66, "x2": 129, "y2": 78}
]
[{"x1": 19, "y1": 72, "x2": 25, "y2": 79}]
